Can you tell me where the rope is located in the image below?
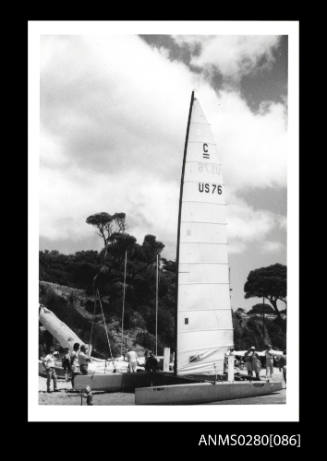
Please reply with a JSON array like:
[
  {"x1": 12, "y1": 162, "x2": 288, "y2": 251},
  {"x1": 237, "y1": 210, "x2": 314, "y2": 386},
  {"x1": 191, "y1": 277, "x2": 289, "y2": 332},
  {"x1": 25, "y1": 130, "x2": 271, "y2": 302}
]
[
  {"x1": 121, "y1": 250, "x2": 127, "y2": 357},
  {"x1": 96, "y1": 289, "x2": 115, "y2": 369},
  {"x1": 89, "y1": 295, "x2": 98, "y2": 354}
]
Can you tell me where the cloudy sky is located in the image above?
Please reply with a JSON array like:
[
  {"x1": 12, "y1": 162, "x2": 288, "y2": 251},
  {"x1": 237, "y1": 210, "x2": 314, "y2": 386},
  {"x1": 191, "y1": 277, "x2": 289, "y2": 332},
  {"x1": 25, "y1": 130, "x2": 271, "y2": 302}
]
[{"x1": 40, "y1": 34, "x2": 287, "y2": 310}]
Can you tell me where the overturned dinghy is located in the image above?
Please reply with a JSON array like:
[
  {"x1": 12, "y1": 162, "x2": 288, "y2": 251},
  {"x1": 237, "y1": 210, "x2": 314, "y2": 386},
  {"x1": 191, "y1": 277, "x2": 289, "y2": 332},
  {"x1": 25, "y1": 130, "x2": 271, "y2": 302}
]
[{"x1": 135, "y1": 381, "x2": 283, "y2": 405}]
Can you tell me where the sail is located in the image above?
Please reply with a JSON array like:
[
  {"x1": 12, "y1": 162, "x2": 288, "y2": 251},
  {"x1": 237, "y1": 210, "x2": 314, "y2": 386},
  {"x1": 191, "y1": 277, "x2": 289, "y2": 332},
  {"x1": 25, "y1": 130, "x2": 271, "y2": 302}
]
[
  {"x1": 39, "y1": 304, "x2": 85, "y2": 350},
  {"x1": 176, "y1": 92, "x2": 233, "y2": 375}
]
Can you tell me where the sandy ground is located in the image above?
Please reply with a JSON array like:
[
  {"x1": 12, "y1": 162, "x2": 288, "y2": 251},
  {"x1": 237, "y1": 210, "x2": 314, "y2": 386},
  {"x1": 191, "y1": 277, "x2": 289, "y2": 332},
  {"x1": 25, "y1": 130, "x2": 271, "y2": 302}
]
[{"x1": 39, "y1": 367, "x2": 286, "y2": 406}]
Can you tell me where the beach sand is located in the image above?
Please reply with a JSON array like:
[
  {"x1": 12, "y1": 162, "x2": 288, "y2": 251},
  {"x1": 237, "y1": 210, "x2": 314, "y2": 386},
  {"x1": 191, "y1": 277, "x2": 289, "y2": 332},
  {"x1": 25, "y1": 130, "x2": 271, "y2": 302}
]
[{"x1": 39, "y1": 367, "x2": 286, "y2": 406}]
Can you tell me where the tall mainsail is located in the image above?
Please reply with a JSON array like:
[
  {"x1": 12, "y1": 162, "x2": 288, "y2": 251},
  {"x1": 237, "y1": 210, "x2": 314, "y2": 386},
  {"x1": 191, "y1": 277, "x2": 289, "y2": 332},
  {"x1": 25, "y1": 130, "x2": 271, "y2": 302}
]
[{"x1": 176, "y1": 91, "x2": 233, "y2": 375}]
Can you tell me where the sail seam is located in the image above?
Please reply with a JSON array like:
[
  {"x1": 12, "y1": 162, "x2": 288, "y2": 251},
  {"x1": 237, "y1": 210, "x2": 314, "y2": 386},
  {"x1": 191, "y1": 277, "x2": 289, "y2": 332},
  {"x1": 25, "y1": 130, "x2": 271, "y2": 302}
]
[
  {"x1": 179, "y1": 282, "x2": 230, "y2": 285},
  {"x1": 184, "y1": 180, "x2": 225, "y2": 186},
  {"x1": 188, "y1": 141, "x2": 215, "y2": 144},
  {"x1": 179, "y1": 308, "x2": 232, "y2": 312},
  {"x1": 180, "y1": 241, "x2": 227, "y2": 245},
  {"x1": 179, "y1": 262, "x2": 229, "y2": 265},
  {"x1": 181, "y1": 221, "x2": 227, "y2": 225},
  {"x1": 182, "y1": 201, "x2": 227, "y2": 206},
  {"x1": 186, "y1": 161, "x2": 222, "y2": 165},
  {"x1": 180, "y1": 329, "x2": 234, "y2": 333}
]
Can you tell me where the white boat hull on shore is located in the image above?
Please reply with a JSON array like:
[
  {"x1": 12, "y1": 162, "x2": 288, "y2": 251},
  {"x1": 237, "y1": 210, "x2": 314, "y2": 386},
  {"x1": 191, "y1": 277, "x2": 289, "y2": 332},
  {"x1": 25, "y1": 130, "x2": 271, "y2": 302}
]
[
  {"x1": 74, "y1": 372, "x2": 194, "y2": 392},
  {"x1": 135, "y1": 381, "x2": 283, "y2": 405}
]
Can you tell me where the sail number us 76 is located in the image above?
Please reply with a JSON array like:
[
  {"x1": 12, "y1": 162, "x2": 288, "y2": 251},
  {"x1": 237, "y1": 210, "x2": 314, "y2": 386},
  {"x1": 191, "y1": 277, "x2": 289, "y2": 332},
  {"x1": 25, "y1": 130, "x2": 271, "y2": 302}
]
[{"x1": 198, "y1": 183, "x2": 223, "y2": 194}]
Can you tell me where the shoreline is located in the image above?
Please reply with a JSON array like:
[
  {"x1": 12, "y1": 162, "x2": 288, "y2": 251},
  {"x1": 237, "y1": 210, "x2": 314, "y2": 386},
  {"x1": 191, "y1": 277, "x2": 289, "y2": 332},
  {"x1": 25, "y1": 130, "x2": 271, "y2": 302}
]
[{"x1": 39, "y1": 368, "x2": 286, "y2": 406}]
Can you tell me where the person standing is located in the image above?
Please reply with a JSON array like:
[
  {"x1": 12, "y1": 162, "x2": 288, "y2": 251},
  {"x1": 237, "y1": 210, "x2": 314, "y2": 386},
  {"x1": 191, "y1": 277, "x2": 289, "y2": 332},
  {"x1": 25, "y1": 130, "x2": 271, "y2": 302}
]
[
  {"x1": 265, "y1": 344, "x2": 274, "y2": 380},
  {"x1": 225, "y1": 347, "x2": 235, "y2": 381},
  {"x1": 126, "y1": 346, "x2": 138, "y2": 373},
  {"x1": 70, "y1": 342, "x2": 80, "y2": 390},
  {"x1": 244, "y1": 346, "x2": 260, "y2": 380},
  {"x1": 43, "y1": 348, "x2": 59, "y2": 393},
  {"x1": 279, "y1": 350, "x2": 287, "y2": 384},
  {"x1": 145, "y1": 351, "x2": 158, "y2": 374},
  {"x1": 62, "y1": 348, "x2": 71, "y2": 382},
  {"x1": 78, "y1": 345, "x2": 91, "y2": 375}
]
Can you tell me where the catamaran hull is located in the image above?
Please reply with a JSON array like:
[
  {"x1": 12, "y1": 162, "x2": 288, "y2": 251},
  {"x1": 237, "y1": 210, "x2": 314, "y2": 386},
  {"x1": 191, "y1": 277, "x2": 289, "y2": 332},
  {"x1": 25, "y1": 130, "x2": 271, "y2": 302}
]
[
  {"x1": 135, "y1": 381, "x2": 283, "y2": 405},
  {"x1": 74, "y1": 372, "x2": 193, "y2": 392}
]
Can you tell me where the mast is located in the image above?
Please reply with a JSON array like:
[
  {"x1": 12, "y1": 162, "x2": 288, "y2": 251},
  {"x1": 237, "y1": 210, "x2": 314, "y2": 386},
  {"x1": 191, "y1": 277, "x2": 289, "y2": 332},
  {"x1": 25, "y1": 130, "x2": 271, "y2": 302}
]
[
  {"x1": 121, "y1": 250, "x2": 127, "y2": 357},
  {"x1": 155, "y1": 253, "x2": 159, "y2": 357},
  {"x1": 174, "y1": 90, "x2": 195, "y2": 375}
]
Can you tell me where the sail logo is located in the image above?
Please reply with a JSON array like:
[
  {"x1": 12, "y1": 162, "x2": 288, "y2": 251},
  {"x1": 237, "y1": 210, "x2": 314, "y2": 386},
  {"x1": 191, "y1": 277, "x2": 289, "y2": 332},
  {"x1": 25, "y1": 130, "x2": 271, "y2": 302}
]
[
  {"x1": 198, "y1": 183, "x2": 223, "y2": 194},
  {"x1": 189, "y1": 349, "x2": 219, "y2": 363},
  {"x1": 202, "y1": 143, "x2": 210, "y2": 159},
  {"x1": 198, "y1": 163, "x2": 221, "y2": 175}
]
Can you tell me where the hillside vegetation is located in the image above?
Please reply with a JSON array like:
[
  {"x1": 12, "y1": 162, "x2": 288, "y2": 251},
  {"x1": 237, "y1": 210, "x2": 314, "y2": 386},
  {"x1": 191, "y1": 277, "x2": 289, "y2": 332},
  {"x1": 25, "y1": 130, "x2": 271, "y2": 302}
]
[{"x1": 39, "y1": 247, "x2": 286, "y2": 355}]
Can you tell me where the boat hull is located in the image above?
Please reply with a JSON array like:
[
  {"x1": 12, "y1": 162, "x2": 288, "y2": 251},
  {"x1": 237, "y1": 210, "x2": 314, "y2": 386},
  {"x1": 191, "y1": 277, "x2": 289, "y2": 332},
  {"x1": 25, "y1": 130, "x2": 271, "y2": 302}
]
[
  {"x1": 135, "y1": 381, "x2": 283, "y2": 405},
  {"x1": 74, "y1": 372, "x2": 194, "y2": 392}
]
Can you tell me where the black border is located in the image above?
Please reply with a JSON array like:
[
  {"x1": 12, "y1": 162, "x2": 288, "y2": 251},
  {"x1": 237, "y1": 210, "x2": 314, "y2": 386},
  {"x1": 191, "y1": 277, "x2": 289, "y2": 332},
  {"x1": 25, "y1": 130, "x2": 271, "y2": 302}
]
[{"x1": 24, "y1": 17, "x2": 306, "y2": 450}]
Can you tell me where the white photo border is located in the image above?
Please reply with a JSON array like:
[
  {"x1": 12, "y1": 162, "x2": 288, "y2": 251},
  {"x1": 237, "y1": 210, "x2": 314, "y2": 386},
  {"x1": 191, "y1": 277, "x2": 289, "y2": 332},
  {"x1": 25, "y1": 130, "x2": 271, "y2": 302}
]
[{"x1": 28, "y1": 20, "x2": 299, "y2": 422}]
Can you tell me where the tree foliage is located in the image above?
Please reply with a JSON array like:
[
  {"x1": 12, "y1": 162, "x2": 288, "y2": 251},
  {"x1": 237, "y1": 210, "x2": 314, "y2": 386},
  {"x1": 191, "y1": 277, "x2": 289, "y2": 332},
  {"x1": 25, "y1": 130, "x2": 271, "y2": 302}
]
[
  {"x1": 40, "y1": 212, "x2": 286, "y2": 355},
  {"x1": 39, "y1": 232, "x2": 172, "y2": 354},
  {"x1": 86, "y1": 212, "x2": 126, "y2": 258},
  {"x1": 244, "y1": 264, "x2": 286, "y2": 319},
  {"x1": 248, "y1": 303, "x2": 275, "y2": 315}
]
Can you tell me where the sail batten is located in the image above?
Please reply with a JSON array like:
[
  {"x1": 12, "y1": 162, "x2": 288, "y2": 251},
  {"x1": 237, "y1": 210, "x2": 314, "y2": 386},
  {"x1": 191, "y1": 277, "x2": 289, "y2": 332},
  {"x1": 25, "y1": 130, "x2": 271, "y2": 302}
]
[{"x1": 176, "y1": 93, "x2": 233, "y2": 376}]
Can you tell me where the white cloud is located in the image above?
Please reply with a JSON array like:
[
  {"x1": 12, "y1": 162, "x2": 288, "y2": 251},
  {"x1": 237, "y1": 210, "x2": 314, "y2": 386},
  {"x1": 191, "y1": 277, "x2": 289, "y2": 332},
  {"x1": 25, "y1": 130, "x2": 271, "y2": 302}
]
[
  {"x1": 226, "y1": 195, "x2": 283, "y2": 254},
  {"x1": 261, "y1": 241, "x2": 283, "y2": 253},
  {"x1": 173, "y1": 35, "x2": 280, "y2": 81},
  {"x1": 39, "y1": 35, "x2": 286, "y2": 257}
]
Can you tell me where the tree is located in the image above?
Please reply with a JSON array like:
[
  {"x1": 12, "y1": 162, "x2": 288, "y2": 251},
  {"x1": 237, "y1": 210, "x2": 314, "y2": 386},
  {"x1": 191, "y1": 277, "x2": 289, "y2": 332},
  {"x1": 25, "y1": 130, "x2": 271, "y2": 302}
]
[
  {"x1": 142, "y1": 234, "x2": 165, "y2": 263},
  {"x1": 86, "y1": 212, "x2": 126, "y2": 259},
  {"x1": 244, "y1": 264, "x2": 286, "y2": 320},
  {"x1": 248, "y1": 303, "x2": 275, "y2": 315}
]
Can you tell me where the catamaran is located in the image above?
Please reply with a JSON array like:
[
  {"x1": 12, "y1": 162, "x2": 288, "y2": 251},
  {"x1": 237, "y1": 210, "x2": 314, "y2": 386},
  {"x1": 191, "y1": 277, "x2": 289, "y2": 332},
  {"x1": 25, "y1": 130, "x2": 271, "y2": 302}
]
[{"x1": 134, "y1": 91, "x2": 282, "y2": 404}]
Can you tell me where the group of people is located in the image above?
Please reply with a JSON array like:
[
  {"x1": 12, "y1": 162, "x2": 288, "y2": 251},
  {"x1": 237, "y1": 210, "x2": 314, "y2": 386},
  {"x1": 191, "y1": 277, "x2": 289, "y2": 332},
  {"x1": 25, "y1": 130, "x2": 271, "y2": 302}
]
[
  {"x1": 125, "y1": 347, "x2": 159, "y2": 374},
  {"x1": 42, "y1": 342, "x2": 91, "y2": 393},
  {"x1": 43, "y1": 343, "x2": 160, "y2": 393},
  {"x1": 243, "y1": 345, "x2": 287, "y2": 382},
  {"x1": 224, "y1": 345, "x2": 287, "y2": 382}
]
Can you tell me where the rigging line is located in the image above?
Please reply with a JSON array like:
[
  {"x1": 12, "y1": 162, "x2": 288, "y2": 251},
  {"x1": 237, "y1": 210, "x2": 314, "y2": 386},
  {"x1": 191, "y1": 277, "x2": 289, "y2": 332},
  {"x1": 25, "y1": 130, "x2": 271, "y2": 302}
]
[
  {"x1": 155, "y1": 253, "x2": 159, "y2": 357},
  {"x1": 96, "y1": 289, "x2": 115, "y2": 364},
  {"x1": 121, "y1": 250, "x2": 127, "y2": 357},
  {"x1": 89, "y1": 295, "x2": 98, "y2": 355}
]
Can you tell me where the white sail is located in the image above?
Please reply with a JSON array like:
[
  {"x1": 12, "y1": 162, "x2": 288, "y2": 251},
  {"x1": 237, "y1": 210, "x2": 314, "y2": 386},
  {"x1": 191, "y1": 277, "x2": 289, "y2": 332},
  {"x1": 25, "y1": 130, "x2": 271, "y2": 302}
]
[{"x1": 176, "y1": 92, "x2": 233, "y2": 375}]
